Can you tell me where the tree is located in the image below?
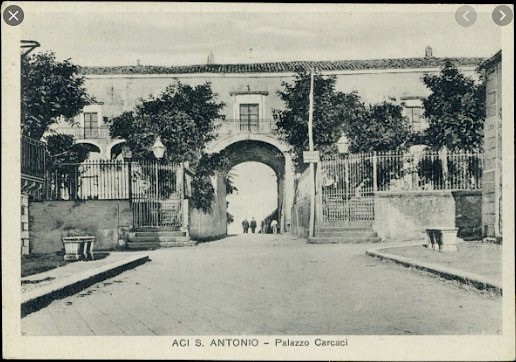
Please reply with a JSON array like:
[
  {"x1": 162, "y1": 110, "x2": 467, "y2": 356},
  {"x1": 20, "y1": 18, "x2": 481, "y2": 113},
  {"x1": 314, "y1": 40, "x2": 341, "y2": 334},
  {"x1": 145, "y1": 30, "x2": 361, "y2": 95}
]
[
  {"x1": 110, "y1": 82, "x2": 227, "y2": 212},
  {"x1": 21, "y1": 51, "x2": 88, "y2": 140},
  {"x1": 273, "y1": 71, "x2": 365, "y2": 172},
  {"x1": 45, "y1": 134, "x2": 91, "y2": 200},
  {"x1": 422, "y1": 60, "x2": 486, "y2": 151},
  {"x1": 343, "y1": 102, "x2": 413, "y2": 153},
  {"x1": 110, "y1": 81, "x2": 224, "y2": 163},
  {"x1": 45, "y1": 134, "x2": 90, "y2": 165}
]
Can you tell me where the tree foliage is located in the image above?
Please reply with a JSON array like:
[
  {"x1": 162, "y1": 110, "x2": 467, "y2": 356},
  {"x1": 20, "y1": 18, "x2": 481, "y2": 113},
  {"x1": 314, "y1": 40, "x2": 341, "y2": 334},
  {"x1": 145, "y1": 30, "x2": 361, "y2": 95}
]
[
  {"x1": 110, "y1": 81, "x2": 224, "y2": 162},
  {"x1": 274, "y1": 72, "x2": 412, "y2": 165},
  {"x1": 110, "y1": 83, "x2": 227, "y2": 212},
  {"x1": 21, "y1": 51, "x2": 88, "y2": 139},
  {"x1": 189, "y1": 152, "x2": 231, "y2": 213},
  {"x1": 45, "y1": 134, "x2": 90, "y2": 166},
  {"x1": 273, "y1": 72, "x2": 362, "y2": 171},
  {"x1": 343, "y1": 102, "x2": 413, "y2": 153},
  {"x1": 422, "y1": 60, "x2": 486, "y2": 151}
]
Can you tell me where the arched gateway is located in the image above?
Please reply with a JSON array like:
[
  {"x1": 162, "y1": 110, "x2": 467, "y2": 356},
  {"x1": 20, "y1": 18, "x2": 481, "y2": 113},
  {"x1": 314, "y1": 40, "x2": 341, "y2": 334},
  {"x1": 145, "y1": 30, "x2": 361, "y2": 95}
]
[{"x1": 206, "y1": 133, "x2": 295, "y2": 234}]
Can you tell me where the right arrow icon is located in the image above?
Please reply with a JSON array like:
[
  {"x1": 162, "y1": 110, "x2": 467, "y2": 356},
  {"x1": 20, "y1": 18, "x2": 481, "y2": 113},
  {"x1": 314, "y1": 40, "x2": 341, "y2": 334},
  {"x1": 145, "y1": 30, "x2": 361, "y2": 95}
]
[{"x1": 493, "y1": 5, "x2": 513, "y2": 26}]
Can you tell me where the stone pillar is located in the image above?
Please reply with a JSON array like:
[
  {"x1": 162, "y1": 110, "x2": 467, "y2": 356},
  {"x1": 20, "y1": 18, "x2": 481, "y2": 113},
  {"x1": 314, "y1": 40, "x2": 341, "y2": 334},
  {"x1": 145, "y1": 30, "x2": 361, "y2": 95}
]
[
  {"x1": 315, "y1": 162, "x2": 323, "y2": 227},
  {"x1": 21, "y1": 193, "x2": 30, "y2": 255},
  {"x1": 282, "y1": 152, "x2": 295, "y2": 233},
  {"x1": 482, "y1": 54, "x2": 502, "y2": 241},
  {"x1": 277, "y1": 175, "x2": 285, "y2": 233}
]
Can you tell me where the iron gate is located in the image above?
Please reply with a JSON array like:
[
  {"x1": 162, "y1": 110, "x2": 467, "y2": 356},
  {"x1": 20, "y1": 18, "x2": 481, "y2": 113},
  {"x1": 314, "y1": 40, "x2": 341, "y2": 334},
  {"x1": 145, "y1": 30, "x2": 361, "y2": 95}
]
[
  {"x1": 129, "y1": 160, "x2": 182, "y2": 228},
  {"x1": 320, "y1": 153, "x2": 375, "y2": 224}
]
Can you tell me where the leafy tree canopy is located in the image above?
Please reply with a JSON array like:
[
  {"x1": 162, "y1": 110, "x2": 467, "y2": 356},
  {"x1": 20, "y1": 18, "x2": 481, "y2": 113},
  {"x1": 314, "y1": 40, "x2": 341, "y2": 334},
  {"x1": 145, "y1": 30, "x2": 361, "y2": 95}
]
[
  {"x1": 274, "y1": 71, "x2": 364, "y2": 171},
  {"x1": 344, "y1": 102, "x2": 413, "y2": 153},
  {"x1": 110, "y1": 82, "x2": 227, "y2": 212},
  {"x1": 21, "y1": 51, "x2": 88, "y2": 140},
  {"x1": 110, "y1": 81, "x2": 224, "y2": 163},
  {"x1": 274, "y1": 72, "x2": 413, "y2": 166},
  {"x1": 422, "y1": 60, "x2": 486, "y2": 151},
  {"x1": 45, "y1": 134, "x2": 90, "y2": 168}
]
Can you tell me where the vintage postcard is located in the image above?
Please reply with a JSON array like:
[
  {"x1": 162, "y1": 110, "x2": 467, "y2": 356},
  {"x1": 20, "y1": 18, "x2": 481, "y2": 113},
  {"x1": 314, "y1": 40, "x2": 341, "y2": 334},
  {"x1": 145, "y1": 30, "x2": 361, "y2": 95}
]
[{"x1": 2, "y1": 2, "x2": 514, "y2": 360}]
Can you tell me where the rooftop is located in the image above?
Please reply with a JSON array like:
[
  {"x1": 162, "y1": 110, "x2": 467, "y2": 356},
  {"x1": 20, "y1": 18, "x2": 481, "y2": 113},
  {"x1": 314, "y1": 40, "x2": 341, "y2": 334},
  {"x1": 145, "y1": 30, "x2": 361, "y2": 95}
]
[{"x1": 80, "y1": 57, "x2": 485, "y2": 75}]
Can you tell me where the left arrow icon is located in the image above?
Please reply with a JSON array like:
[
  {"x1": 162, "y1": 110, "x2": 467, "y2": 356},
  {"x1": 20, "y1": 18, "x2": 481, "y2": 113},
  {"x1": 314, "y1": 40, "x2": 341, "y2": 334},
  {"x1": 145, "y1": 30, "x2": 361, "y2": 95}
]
[{"x1": 456, "y1": 5, "x2": 477, "y2": 27}]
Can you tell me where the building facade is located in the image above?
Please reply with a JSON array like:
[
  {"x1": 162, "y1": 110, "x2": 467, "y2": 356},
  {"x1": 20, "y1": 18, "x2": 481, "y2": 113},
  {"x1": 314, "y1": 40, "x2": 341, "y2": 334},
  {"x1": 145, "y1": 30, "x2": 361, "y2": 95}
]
[{"x1": 49, "y1": 48, "x2": 484, "y2": 232}]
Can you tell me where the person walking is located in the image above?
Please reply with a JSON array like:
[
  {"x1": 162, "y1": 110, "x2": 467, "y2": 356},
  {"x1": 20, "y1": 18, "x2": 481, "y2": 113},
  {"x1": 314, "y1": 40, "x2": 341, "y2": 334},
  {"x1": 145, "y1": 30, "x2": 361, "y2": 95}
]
[
  {"x1": 250, "y1": 217, "x2": 257, "y2": 233},
  {"x1": 242, "y1": 218, "x2": 249, "y2": 234},
  {"x1": 270, "y1": 219, "x2": 278, "y2": 234}
]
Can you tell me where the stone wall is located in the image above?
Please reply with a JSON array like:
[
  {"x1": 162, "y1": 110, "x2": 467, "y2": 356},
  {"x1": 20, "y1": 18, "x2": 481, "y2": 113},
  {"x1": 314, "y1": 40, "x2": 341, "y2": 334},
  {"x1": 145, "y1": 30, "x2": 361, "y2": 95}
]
[
  {"x1": 482, "y1": 53, "x2": 502, "y2": 240},
  {"x1": 291, "y1": 197, "x2": 311, "y2": 238},
  {"x1": 29, "y1": 200, "x2": 132, "y2": 254},
  {"x1": 373, "y1": 190, "x2": 483, "y2": 242},
  {"x1": 84, "y1": 69, "x2": 478, "y2": 120},
  {"x1": 188, "y1": 172, "x2": 227, "y2": 241}
]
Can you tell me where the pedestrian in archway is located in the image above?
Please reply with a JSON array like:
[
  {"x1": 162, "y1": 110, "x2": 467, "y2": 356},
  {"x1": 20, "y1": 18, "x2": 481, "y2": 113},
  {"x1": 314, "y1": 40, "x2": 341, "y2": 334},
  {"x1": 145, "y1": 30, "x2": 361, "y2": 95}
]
[
  {"x1": 250, "y1": 217, "x2": 257, "y2": 233},
  {"x1": 242, "y1": 218, "x2": 249, "y2": 234},
  {"x1": 270, "y1": 219, "x2": 278, "y2": 234}
]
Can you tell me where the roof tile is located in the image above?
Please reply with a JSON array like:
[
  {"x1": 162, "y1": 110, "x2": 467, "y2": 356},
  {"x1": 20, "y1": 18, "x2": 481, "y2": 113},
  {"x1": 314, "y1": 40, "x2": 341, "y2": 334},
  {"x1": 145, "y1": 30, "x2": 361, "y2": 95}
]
[{"x1": 80, "y1": 57, "x2": 485, "y2": 75}]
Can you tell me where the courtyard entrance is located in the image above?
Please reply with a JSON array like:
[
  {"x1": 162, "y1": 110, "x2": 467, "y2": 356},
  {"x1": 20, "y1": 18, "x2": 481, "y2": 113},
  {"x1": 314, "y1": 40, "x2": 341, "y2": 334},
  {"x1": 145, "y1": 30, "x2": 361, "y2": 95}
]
[{"x1": 320, "y1": 153, "x2": 375, "y2": 225}]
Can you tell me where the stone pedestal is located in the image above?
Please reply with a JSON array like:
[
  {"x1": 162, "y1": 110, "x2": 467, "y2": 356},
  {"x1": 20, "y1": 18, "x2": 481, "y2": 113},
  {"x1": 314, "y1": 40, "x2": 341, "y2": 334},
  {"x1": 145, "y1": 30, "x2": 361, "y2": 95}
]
[
  {"x1": 63, "y1": 236, "x2": 96, "y2": 261},
  {"x1": 426, "y1": 227, "x2": 458, "y2": 252}
]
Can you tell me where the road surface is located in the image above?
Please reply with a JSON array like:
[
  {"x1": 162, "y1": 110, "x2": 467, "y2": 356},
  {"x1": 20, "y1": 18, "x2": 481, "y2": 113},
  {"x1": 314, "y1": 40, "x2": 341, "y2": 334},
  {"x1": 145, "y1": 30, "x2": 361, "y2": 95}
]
[{"x1": 21, "y1": 234, "x2": 502, "y2": 335}]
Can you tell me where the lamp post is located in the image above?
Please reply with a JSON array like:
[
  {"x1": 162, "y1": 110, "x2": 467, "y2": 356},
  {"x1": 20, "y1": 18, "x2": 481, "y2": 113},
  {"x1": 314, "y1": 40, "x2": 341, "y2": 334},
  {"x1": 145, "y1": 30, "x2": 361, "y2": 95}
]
[{"x1": 152, "y1": 136, "x2": 165, "y2": 200}]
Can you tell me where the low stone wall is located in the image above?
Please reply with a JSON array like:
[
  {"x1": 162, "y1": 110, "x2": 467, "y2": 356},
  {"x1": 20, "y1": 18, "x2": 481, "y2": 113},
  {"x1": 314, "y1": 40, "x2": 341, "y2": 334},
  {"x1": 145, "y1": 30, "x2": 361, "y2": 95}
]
[
  {"x1": 373, "y1": 190, "x2": 482, "y2": 242},
  {"x1": 29, "y1": 200, "x2": 132, "y2": 254},
  {"x1": 291, "y1": 197, "x2": 310, "y2": 238},
  {"x1": 188, "y1": 172, "x2": 227, "y2": 241}
]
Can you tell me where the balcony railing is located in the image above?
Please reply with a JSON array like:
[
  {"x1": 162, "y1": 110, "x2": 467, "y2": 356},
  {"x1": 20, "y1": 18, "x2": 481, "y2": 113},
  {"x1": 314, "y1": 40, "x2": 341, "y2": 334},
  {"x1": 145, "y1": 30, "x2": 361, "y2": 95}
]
[
  {"x1": 21, "y1": 135, "x2": 46, "y2": 181},
  {"x1": 51, "y1": 126, "x2": 111, "y2": 139},
  {"x1": 215, "y1": 119, "x2": 277, "y2": 135}
]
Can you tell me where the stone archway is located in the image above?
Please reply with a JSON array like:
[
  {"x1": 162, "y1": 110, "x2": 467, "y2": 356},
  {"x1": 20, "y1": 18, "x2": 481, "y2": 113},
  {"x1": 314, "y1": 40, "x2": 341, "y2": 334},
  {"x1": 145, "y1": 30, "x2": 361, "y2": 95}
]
[{"x1": 215, "y1": 139, "x2": 294, "y2": 233}]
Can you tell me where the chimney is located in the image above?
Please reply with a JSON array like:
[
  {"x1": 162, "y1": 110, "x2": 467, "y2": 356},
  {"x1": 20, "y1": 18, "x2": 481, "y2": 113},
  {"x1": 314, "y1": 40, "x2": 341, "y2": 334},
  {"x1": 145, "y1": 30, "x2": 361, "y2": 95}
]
[
  {"x1": 425, "y1": 46, "x2": 433, "y2": 58},
  {"x1": 136, "y1": 59, "x2": 141, "y2": 66},
  {"x1": 207, "y1": 51, "x2": 214, "y2": 65}
]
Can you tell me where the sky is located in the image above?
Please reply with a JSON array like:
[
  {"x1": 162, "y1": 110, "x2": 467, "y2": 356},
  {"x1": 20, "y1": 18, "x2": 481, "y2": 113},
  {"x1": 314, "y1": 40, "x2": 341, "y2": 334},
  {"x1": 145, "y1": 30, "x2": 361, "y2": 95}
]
[
  {"x1": 20, "y1": 5, "x2": 502, "y2": 67},
  {"x1": 226, "y1": 162, "x2": 277, "y2": 235}
]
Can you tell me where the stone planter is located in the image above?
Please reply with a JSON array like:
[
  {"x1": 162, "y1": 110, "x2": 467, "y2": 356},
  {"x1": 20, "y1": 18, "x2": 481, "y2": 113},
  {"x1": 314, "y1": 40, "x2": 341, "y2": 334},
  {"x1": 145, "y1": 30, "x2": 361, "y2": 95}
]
[{"x1": 62, "y1": 236, "x2": 96, "y2": 261}]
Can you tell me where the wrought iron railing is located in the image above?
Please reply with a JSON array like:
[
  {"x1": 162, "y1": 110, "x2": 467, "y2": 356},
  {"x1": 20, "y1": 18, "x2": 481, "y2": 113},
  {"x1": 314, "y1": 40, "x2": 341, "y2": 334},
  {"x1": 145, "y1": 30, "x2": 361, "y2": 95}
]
[
  {"x1": 21, "y1": 135, "x2": 46, "y2": 181},
  {"x1": 45, "y1": 159, "x2": 180, "y2": 201},
  {"x1": 215, "y1": 119, "x2": 277, "y2": 135},
  {"x1": 319, "y1": 150, "x2": 483, "y2": 194},
  {"x1": 50, "y1": 126, "x2": 111, "y2": 139}
]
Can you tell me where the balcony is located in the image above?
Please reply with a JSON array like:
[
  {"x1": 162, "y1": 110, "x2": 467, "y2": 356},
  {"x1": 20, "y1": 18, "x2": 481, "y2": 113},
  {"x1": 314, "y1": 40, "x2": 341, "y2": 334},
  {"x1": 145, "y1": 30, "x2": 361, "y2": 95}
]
[
  {"x1": 51, "y1": 126, "x2": 111, "y2": 139},
  {"x1": 215, "y1": 119, "x2": 277, "y2": 135}
]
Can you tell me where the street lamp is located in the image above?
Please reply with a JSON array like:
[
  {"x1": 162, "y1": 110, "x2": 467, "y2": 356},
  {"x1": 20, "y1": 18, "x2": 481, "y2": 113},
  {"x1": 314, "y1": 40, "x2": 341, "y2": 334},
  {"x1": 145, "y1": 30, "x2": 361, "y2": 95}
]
[
  {"x1": 151, "y1": 136, "x2": 165, "y2": 200},
  {"x1": 336, "y1": 135, "x2": 350, "y2": 154},
  {"x1": 152, "y1": 136, "x2": 166, "y2": 159}
]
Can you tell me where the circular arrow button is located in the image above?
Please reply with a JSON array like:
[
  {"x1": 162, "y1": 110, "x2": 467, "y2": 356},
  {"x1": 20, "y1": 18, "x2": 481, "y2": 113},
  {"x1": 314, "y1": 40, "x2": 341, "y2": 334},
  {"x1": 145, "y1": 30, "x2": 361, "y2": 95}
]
[
  {"x1": 493, "y1": 5, "x2": 513, "y2": 26},
  {"x1": 455, "y1": 5, "x2": 477, "y2": 27}
]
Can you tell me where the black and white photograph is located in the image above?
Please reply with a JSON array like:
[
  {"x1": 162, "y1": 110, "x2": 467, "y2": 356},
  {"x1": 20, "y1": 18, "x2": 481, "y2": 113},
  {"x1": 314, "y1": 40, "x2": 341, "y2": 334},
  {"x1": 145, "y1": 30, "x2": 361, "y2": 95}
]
[{"x1": 2, "y1": 2, "x2": 514, "y2": 360}]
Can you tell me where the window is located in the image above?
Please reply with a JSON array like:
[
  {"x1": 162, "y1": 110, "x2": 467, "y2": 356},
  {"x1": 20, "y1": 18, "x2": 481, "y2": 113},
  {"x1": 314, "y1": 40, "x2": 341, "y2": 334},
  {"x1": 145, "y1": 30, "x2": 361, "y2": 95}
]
[
  {"x1": 239, "y1": 104, "x2": 259, "y2": 132},
  {"x1": 405, "y1": 106, "x2": 427, "y2": 131},
  {"x1": 84, "y1": 112, "x2": 99, "y2": 138}
]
